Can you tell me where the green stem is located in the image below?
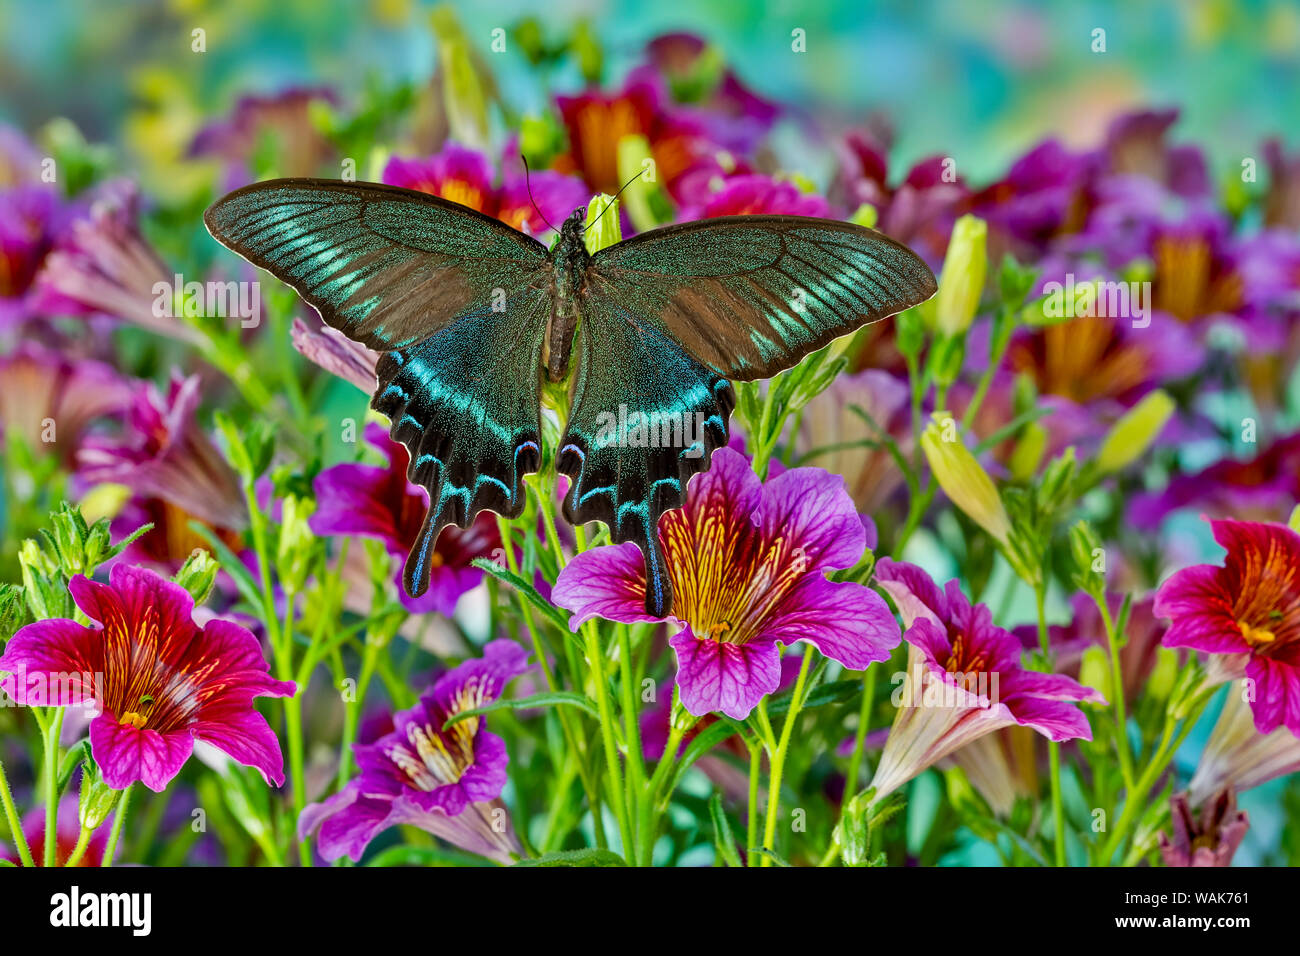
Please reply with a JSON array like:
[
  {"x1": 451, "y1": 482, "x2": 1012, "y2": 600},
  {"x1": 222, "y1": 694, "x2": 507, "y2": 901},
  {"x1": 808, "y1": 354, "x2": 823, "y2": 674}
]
[
  {"x1": 843, "y1": 666, "x2": 878, "y2": 801},
  {"x1": 0, "y1": 758, "x2": 35, "y2": 867},
  {"x1": 584, "y1": 622, "x2": 633, "y2": 859},
  {"x1": 616, "y1": 624, "x2": 645, "y2": 855},
  {"x1": 1096, "y1": 597, "x2": 1136, "y2": 791},
  {"x1": 761, "y1": 650, "x2": 815, "y2": 866},
  {"x1": 746, "y1": 743, "x2": 761, "y2": 867},
  {"x1": 44, "y1": 708, "x2": 65, "y2": 867},
  {"x1": 63, "y1": 827, "x2": 93, "y2": 867},
  {"x1": 1036, "y1": 586, "x2": 1066, "y2": 867},
  {"x1": 101, "y1": 784, "x2": 132, "y2": 866}
]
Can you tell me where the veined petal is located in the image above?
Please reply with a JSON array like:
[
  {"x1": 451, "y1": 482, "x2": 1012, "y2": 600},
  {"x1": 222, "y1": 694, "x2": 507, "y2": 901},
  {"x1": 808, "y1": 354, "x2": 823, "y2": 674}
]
[
  {"x1": 669, "y1": 627, "x2": 781, "y2": 719},
  {"x1": 873, "y1": 557, "x2": 949, "y2": 628},
  {"x1": 192, "y1": 707, "x2": 287, "y2": 787},
  {"x1": 90, "y1": 713, "x2": 195, "y2": 792},
  {"x1": 757, "y1": 465, "x2": 865, "y2": 571},
  {"x1": 762, "y1": 575, "x2": 899, "y2": 669},
  {"x1": 553, "y1": 541, "x2": 662, "y2": 629}
]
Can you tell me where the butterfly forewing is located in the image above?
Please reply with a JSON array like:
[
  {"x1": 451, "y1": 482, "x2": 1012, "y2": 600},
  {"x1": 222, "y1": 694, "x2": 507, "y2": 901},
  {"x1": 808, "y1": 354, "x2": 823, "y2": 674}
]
[
  {"x1": 588, "y1": 215, "x2": 938, "y2": 380},
  {"x1": 205, "y1": 179, "x2": 552, "y2": 598}
]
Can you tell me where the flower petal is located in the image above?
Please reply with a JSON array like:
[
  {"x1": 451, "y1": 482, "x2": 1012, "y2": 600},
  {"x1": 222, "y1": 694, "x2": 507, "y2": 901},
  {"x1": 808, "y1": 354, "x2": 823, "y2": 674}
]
[
  {"x1": 192, "y1": 706, "x2": 287, "y2": 787},
  {"x1": 873, "y1": 558, "x2": 949, "y2": 628},
  {"x1": 552, "y1": 541, "x2": 663, "y2": 630},
  {"x1": 90, "y1": 713, "x2": 194, "y2": 792},
  {"x1": 757, "y1": 464, "x2": 864, "y2": 571},
  {"x1": 669, "y1": 627, "x2": 781, "y2": 719},
  {"x1": 763, "y1": 575, "x2": 899, "y2": 669}
]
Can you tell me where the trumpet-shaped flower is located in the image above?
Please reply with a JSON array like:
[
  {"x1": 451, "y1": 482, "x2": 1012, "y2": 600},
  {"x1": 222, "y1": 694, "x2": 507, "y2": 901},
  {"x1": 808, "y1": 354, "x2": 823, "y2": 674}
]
[
  {"x1": 553, "y1": 447, "x2": 900, "y2": 719},
  {"x1": 870, "y1": 559, "x2": 1102, "y2": 800},
  {"x1": 0, "y1": 564, "x2": 294, "y2": 791},
  {"x1": 298, "y1": 640, "x2": 528, "y2": 863}
]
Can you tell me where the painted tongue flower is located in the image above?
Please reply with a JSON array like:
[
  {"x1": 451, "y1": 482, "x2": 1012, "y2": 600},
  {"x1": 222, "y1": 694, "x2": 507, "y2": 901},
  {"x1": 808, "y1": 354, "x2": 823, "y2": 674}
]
[
  {"x1": 870, "y1": 559, "x2": 1102, "y2": 800},
  {"x1": 1187, "y1": 679, "x2": 1300, "y2": 806},
  {"x1": 1158, "y1": 790, "x2": 1249, "y2": 868},
  {"x1": 290, "y1": 316, "x2": 379, "y2": 393},
  {"x1": 383, "y1": 143, "x2": 588, "y2": 239},
  {"x1": 553, "y1": 447, "x2": 900, "y2": 720},
  {"x1": 1154, "y1": 518, "x2": 1300, "y2": 736},
  {"x1": 299, "y1": 640, "x2": 529, "y2": 864},
  {"x1": 78, "y1": 373, "x2": 248, "y2": 533},
  {"x1": 0, "y1": 343, "x2": 133, "y2": 466},
  {"x1": 0, "y1": 564, "x2": 294, "y2": 792},
  {"x1": 33, "y1": 180, "x2": 204, "y2": 345},
  {"x1": 682, "y1": 173, "x2": 830, "y2": 220},
  {"x1": 310, "y1": 422, "x2": 502, "y2": 615}
]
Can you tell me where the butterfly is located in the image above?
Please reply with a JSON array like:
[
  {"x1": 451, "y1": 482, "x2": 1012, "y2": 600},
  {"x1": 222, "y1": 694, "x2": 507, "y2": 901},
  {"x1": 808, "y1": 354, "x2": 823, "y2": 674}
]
[{"x1": 204, "y1": 179, "x2": 936, "y2": 616}]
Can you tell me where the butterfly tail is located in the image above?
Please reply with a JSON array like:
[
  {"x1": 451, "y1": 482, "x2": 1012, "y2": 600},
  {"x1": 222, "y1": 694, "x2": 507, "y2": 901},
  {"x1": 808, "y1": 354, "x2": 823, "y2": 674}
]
[
  {"x1": 639, "y1": 528, "x2": 673, "y2": 618},
  {"x1": 403, "y1": 511, "x2": 446, "y2": 599}
]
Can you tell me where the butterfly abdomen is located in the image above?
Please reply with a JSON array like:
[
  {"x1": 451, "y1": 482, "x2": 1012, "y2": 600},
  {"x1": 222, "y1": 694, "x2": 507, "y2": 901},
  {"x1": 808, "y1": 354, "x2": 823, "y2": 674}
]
[{"x1": 543, "y1": 211, "x2": 591, "y2": 382}]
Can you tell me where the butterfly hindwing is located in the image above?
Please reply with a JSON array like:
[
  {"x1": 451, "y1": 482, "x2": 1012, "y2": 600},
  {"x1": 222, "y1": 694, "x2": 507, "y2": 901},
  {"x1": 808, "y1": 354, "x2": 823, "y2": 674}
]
[
  {"x1": 558, "y1": 280, "x2": 735, "y2": 616},
  {"x1": 203, "y1": 178, "x2": 549, "y2": 350},
  {"x1": 205, "y1": 179, "x2": 552, "y2": 597},
  {"x1": 375, "y1": 291, "x2": 548, "y2": 598},
  {"x1": 588, "y1": 215, "x2": 938, "y2": 380}
]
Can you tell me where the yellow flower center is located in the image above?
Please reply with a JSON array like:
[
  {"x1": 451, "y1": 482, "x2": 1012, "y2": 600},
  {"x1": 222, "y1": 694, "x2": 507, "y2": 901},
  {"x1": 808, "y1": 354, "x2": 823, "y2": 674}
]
[{"x1": 120, "y1": 711, "x2": 149, "y2": 729}]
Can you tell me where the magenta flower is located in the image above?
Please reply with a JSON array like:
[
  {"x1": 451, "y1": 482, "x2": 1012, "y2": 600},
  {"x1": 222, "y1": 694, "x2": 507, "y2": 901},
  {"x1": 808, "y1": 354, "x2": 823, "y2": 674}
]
[
  {"x1": 553, "y1": 447, "x2": 900, "y2": 719},
  {"x1": 0, "y1": 564, "x2": 294, "y2": 791},
  {"x1": 189, "y1": 86, "x2": 338, "y2": 188},
  {"x1": 681, "y1": 173, "x2": 831, "y2": 221},
  {"x1": 78, "y1": 373, "x2": 248, "y2": 533},
  {"x1": 383, "y1": 143, "x2": 588, "y2": 239},
  {"x1": 966, "y1": 139, "x2": 1095, "y2": 257},
  {"x1": 1155, "y1": 518, "x2": 1300, "y2": 737},
  {"x1": 311, "y1": 423, "x2": 502, "y2": 615},
  {"x1": 0, "y1": 184, "x2": 68, "y2": 327},
  {"x1": 299, "y1": 640, "x2": 529, "y2": 863},
  {"x1": 870, "y1": 559, "x2": 1102, "y2": 799},
  {"x1": 1158, "y1": 790, "x2": 1249, "y2": 868}
]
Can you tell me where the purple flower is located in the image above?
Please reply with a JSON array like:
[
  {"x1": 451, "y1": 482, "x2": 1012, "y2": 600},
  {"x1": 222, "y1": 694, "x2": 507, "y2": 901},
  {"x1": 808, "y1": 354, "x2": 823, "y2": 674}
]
[
  {"x1": 869, "y1": 559, "x2": 1102, "y2": 800},
  {"x1": 1129, "y1": 433, "x2": 1300, "y2": 530},
  {"x1": 1101, "y1": 108, "x2": 1210, "y2": 200},
  {"x1": 1155, "y1": 518, "x2": 1300, "y2": 737},
  {"x1": 298, "y1": 640, "x2": 529, "y2": 863},
  {"x1": 383, "y1": 142, "x2": 588, "y2": 240},
  {"x1": 966, "y1": 139, "x2": 1096, "y2": 258},
  {"x1": 553, "y1": 447, "x2": 900, "y2": 719},
  {"x1": 1158, "y1": 790, "x2": 1249, "y2": 868},
  {"x1": 78, "y1": 373, "x2": 249, "y2": 532},
  {"x1": 311, "y1": 423, "x2": 503, "y2": 615},
  {"x1": 0, "y1": 564, "x2": 294, "y2": 792},
  {"x1": 33, "y1": 180, "x2": 204, "y2": 345},
  {"x1": 190, "y1": 87, "x2": 338, "y2": 189},
  {"x1": 0, "y1": 343, "x2": 133, "y2": 465},
  {"x1": 832, "y1": 129, "x2": 967, "y2": 265}
]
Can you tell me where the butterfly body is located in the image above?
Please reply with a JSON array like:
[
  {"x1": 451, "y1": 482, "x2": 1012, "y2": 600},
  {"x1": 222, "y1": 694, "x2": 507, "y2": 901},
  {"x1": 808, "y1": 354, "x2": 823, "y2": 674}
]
[
  {"x1": 544, "y1": 208, "x2": 590, "y2": 382},
  {"x1": 204, "y1": 178, "x2": 937, "y2": 617}
]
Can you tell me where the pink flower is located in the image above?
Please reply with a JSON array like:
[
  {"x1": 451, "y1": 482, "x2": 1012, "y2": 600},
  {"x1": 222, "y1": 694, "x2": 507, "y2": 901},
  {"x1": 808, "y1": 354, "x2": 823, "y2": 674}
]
[
  {"x1": 0, "y1": 565, "x2": 294, "y2": 792},
  {"x1": 553, "y1": 448, "x2": 900, "y2": 719}
]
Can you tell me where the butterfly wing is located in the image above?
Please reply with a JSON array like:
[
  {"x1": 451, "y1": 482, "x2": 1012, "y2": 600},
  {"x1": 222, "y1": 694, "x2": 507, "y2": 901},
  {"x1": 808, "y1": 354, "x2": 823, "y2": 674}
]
[
  {"x1": 588, "y1": 215, "x2": 937, "y2": 380},
  {"x1": 558, "y1": 282, "x2": 734, "y2": 616},
  {"x1": 205, "y1": 179, "x2": 551, "y2": 597},
  {"x1": 564, "y1": 216, "x2": 936, "y2": 615}
]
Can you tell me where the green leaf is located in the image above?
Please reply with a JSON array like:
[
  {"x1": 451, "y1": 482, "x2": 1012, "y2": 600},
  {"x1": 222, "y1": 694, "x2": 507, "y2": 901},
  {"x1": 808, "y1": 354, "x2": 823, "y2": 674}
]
[
  {"x1": 514, "y1": 848, "x2": 627, "y2": 867},
  {"x1": 471, "y1": 558, "x2": 571, "y2": 632},
  {"x1": 709, "y1": 793, "x2": 743, "y2": 867},
  {"x1": 442, "y1": 690, "x2": 599, "y2": 730},
  {"x1": 766, "y1": 678, "x2": 861, "y2": 715},
  {"x1": 661, "y1": 720, "x2": 739, "y2": 798}
]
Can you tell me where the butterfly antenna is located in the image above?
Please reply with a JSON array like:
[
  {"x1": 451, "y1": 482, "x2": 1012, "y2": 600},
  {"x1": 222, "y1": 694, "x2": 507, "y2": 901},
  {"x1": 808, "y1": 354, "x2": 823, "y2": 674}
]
[
  {"x1": 521, "y1": 154, "x2": 558, "y2": 234},
  {"x1": 584, "y1": 168, "x2": 646, "y2": 234}
]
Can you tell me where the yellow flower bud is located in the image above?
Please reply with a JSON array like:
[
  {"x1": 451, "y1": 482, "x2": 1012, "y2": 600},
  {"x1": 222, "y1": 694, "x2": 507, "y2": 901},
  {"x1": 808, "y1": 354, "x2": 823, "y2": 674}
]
[
  {"x1": 920, "y1": 413, "x2": 1012, "y2": 546},
  {"x1": 584, "y1": 193, "x2": 623, "y2": 255},
  {"x1": 1095, "y1": 389, "x2": 1175, "y2": 474},
  {"x1": 932, "y1": 214, "x2": 987, "y2": 338}
]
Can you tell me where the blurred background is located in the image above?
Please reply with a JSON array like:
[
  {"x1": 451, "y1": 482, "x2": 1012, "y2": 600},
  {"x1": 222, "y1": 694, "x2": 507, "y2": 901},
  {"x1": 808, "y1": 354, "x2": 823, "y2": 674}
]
[{"x1": 2, "y1": 0, "x2": 1298, "y2": 186}]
